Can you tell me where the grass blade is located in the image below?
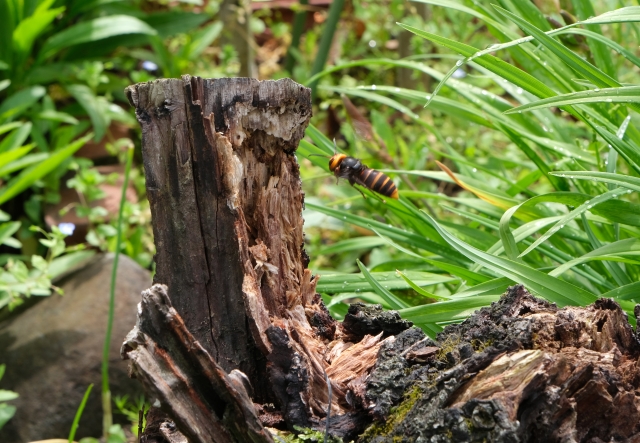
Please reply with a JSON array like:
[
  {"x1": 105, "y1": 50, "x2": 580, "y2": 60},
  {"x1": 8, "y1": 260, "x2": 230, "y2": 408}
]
[
  {"x1": 507, "y1": 86, "x2": 640, "y2": 113},
  {"x1": 602, "y1": 281, "x2": 640, "y2": 301},
  {"x1": 396, "y1": 270, "x2": 450, "y2": 301},
  {"x1": 518, "y1": 188, "x2": 630, "y2": 258},
  {"x1": 399, "y1": 294, "x2": 500, "y2": 324},
  {"x1": 548, "y1": 238, "x2": 640, "y2": 277},
  {"x1": 66, "y1": 85, "x2": 107, "y2": 141},
  {"x1": 397, "y1": 23, "x2": 555, "y2": 100},
  {"x1": 316, "y1": 270, "x2": 454, "y2": 294},
  {"x1": 306, "y1": 202, "x2": 469, "y2": 264},
  {"x1": 68, "y1": 384, "x2": 93, "y2": 443},
  {"x1": 549, "y1": 172, "x2": 640, "y2": 193},
  {"x1": 356, "y1": 259, "x2": 410, "y2": 310}
]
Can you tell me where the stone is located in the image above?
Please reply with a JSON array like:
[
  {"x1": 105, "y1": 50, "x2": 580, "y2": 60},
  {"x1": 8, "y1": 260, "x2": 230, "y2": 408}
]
[{"x1": 0, "y1": 253, "x2": 150, "y2": 442}]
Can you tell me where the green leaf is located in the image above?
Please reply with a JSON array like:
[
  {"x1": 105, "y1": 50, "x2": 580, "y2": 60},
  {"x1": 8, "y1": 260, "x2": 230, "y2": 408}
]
[
  {"x1": 47, "y1": 250, "x2": 95, "y2": 279},
  {"x1": 493, "y1": 6, "x2": 619, "y2": 89},
  {"x1": 602, "y1": 281, "x2": 640, "y2": 300},
  {"x1": 318, "y1": 236, "x2": 387, "y2": 255},
  {"x1": 40, "y1": 15, "x2": 157, "y2": 59},
  {"x1": 0, "y1": 144, "x2": 34, "y2": 169},
  {"x1": 368, "y1": 226, "x2": 490, "y2": 284},
  {"x1": 396, "y1": 270, "x2": 450, "y2": 301},
  {"x1": 356, "y1": 260, "x2": 410, "y2": 310},
  {"x1": 0, "y1": 134, "x2": 92, "y2": 205},
  {"x1": 0, "y1": 87, "x2": 45, "y2": 120},
  {"x1": 0, "y1": 152, "x2": 49, "y2": 177},
  {"x1": 572, "y1": 0, "x2": 615, "y2": 77},
  {"x1": 557, "y1": 28, "x2": 640, "y2": 70},
  {"x1": 396, "y1": 23, "x2": 556, "y2": 100},
  {"x1": 12, "y1": 0, "x2": 65, "y2": 60},
  {"x1": 306, "y1": 202, "x2": 469, "y2": 264},
  {"x1": 188, "y1": 21, "x2": 223, "y2": 60},
  {"x1": 399, "y1": 294, "x2": 500, "y2": 324},
  {"x1": 0, "y1": 403, "x2": 17, "y2": 429},
  {"x1": 0, "y1": 390, "x2": 18, "y2": 402},
  {"x1": 66, "y1": 85, "x2": 107, "y2": 141},
  {"x1": 549, "y1": 238, "x2": 640, "y2": 277},
  {"x1": 518, "y1": 188, "x2": 631, "y2": 258},
  {"x1": 580, "y1": 6, "x2": 640, "y2": 25},
  {"x1": 31, "y1": 254, "x2": 48, "y2": 272},
  {"x1": 452, "y1": 277, "x2": 513, "y2": 299},
  {"x1": 507, "y1": 86, "x2": 640, "y2": 113},
  {"x1": 35, "y1": 110, "x2": 79, "y2": 125},
  {"x1": 316, "y1": 270, "x2": 454, "y2": 294},
  {"x1": 68, "y1": 384, "x2": 93, "y2": 443},
  {"x1": 0, "y1": 124, "x2": 32, "y2": 153},
  {"x1": 588, "y1": 125, "x2": 640, "y2": 175},
  {"x1": 0, "y1": 123, "x2": 22, "y2": 136},
  {"x1": 498, "y1": 191, "x2": 640, "y2": 265},
  {"x1": 0, "y1": 222, "x2": 21, "y2": 248},
  {"x1": 549, "y1": 172, "x2": 640, "y2": 193}
]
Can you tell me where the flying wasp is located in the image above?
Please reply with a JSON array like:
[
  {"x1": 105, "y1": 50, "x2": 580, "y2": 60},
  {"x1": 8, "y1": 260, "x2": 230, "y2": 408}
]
[{"x1": 312, "y1": 142, "x2": 399, "y2": 200}]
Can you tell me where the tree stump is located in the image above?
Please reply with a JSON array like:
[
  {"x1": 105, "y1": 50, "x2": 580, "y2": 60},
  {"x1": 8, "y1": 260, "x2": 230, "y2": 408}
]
[{"x1": 122, "y1": 77, "x2": 640, "y2": 443}]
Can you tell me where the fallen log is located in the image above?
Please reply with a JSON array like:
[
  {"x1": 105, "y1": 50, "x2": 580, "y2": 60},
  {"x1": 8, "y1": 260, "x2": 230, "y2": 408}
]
[{"x1": 122, "y1": 76, "x2": 640, "y2": 442}]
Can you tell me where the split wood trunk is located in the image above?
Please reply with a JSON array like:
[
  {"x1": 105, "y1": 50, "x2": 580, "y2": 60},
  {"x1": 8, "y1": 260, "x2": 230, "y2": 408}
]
[{"x1": 122, "y1": 76, "x2": 640, "y2": 443}]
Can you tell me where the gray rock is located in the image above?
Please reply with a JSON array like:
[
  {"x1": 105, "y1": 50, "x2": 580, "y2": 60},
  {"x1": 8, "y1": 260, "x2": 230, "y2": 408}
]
[{"x1": 0, "y1": 253, "x2": 150, "y2": 442}]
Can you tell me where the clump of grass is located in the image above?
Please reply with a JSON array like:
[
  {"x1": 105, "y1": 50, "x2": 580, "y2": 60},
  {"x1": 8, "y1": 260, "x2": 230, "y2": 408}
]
[{"x1": 301, "y1": 1, "x2": 640, "y2": 337}]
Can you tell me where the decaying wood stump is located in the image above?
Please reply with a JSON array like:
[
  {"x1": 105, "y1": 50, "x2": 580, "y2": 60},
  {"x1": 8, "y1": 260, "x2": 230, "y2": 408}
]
[{"x1": 122, "y1": 77, "x2": 640, "y2": 443}]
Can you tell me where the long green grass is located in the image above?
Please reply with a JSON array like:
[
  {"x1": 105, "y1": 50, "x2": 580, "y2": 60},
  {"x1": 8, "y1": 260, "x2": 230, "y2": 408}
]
[{"x1": 301, "y1": 2, "x2": 640, "y2": 337}]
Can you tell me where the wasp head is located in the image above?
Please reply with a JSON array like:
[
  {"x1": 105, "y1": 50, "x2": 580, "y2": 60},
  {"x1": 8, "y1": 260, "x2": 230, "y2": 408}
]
[{"x1": 328, "y1": 153, "x2": 347, "y2": 172}]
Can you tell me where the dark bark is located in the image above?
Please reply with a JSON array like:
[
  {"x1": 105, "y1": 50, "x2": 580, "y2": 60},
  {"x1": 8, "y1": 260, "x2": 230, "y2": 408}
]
[
  {"x1": 360, "y1": 285, "x2": 640, "y2": 443},
  {"x1": 125, "y1": 77, "x2": 313, "y2": 395}
]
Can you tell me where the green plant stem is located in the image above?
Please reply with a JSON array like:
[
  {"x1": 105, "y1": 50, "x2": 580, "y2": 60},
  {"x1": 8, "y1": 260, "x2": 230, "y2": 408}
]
[
  {"x1": 308, "y1": 0, "x2": 346, "y2": 99},
  {"x1": 285, "y1": 0, "x2": 309, "y2": 74},
  {"x1": 101, "y1": 146, "x2": 134, "y2": 438},
  {"x1": 69, "y1": 384, "x2": 93, "y2": 443}
]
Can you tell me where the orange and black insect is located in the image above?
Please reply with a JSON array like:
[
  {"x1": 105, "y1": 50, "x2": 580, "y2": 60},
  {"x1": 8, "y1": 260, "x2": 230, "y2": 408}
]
[{"x1": 312, "y1": 143, "x2": 398, "y2": 200}]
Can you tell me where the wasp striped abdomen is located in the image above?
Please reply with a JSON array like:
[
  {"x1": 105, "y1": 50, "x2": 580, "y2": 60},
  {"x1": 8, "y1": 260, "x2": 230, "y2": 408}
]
[{"x1": 359, "y1": 168, "x2": 399, "y2": 199}]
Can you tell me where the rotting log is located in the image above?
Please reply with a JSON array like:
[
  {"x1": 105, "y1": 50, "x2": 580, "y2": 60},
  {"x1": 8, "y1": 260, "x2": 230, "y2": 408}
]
[
  {"x1": 122, "y1": 76, "x2": 640, "y2": 443},
  {"x1": 360, "y1": 285, "x2": 640, "y2": 442}
]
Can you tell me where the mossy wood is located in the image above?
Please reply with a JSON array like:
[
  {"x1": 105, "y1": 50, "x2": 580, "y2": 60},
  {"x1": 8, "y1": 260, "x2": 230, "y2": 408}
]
[{"x1": 123, "y1": 77, "x2": 640, "y2": 443}]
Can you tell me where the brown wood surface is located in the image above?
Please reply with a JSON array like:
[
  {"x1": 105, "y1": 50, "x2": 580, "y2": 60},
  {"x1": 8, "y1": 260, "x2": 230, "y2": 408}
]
[{"x1": 125, "y1": 77, "x2": 313, "y2": 395}]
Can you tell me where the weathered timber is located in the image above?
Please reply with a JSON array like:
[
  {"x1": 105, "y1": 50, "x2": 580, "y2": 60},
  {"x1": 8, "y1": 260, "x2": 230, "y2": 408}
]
[
  {"x1": 121, "y1": 285, "x2": 272, "y2": 443},
  {"x1": 125, "y1": 76, "x2": 314, "y2": 392}
]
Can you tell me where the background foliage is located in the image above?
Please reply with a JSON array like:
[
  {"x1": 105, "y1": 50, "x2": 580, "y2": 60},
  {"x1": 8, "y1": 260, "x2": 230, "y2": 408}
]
[{"x1": 1, "y1": 0, "x2": 639, "y2": 440}]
